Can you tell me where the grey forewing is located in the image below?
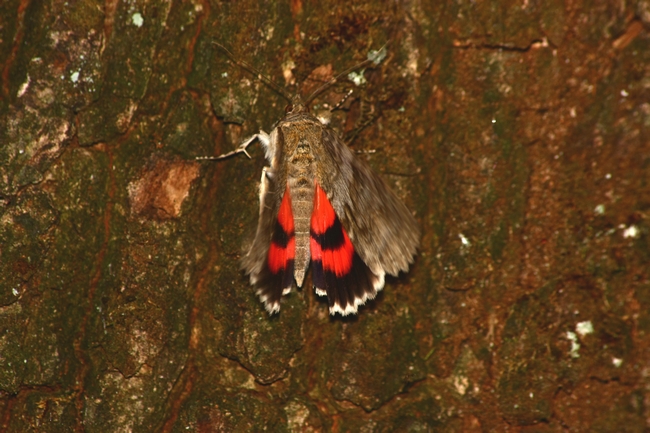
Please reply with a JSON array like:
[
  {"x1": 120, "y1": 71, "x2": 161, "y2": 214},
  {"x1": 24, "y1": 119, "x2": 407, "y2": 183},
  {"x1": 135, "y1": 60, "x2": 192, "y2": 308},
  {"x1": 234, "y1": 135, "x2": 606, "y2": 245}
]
[
  {"x1": 241, "y1": 127, "x2": 289, "y2": 281},
  {"x1": 312, "y1": 117, "x2": 420, "y2": 277}
]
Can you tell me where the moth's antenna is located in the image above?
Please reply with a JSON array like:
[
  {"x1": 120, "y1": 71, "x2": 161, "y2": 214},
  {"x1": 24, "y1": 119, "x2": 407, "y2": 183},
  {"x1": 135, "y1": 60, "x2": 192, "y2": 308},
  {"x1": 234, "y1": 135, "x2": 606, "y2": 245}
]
[
  {"x1": 305, "y1": 43, "x2": 389, "y2": 106},
  {"x1": 213, "y1": 42, "x2": 293, "y2": 104}
]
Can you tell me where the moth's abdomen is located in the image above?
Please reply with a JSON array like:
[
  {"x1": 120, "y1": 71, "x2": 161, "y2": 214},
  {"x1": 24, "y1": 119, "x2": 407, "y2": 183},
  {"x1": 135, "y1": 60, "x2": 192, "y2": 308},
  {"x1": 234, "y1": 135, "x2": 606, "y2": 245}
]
[{"x1": 288, "y1": 177, "x2": 314, "y2": 288}]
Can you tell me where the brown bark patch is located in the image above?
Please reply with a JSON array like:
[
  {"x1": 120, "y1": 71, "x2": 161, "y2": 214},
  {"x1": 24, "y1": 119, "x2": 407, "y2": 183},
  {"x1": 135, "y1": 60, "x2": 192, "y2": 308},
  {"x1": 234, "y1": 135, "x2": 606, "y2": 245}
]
[{"x1": 128, "y1": 156, "x2": 199, "y2": 220}]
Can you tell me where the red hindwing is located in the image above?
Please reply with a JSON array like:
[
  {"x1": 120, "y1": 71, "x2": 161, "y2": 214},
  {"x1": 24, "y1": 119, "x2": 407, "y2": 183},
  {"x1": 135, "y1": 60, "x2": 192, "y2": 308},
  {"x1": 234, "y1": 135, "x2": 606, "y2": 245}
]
[
  {"x1": 310, "y1": 182, "x2": 379, "y2": 315},
  {"x1": 267, "y1": 186, "x2": 295, "y2": 274},
  {"x1": 310, "y1": 184, "x2": 354, "y2": 276}
]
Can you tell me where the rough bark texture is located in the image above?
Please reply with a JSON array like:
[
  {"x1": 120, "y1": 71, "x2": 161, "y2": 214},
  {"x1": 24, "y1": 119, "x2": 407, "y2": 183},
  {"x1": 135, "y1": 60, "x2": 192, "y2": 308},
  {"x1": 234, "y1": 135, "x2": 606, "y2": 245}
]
[{"x1": 1, "y1": 0, "x2": 649, "y2": 431}]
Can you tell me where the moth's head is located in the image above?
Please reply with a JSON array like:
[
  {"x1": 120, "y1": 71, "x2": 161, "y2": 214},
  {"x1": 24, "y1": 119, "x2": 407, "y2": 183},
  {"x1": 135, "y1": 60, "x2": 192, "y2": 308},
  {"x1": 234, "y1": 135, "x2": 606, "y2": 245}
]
[{"x1": 285, "y1": 95, "x2": 308, "y2": 115}]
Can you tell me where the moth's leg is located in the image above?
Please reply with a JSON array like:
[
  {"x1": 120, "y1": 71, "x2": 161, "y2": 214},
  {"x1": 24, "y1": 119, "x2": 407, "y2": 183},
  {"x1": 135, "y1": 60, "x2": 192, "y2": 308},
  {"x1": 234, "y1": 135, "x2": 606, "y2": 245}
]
[
  {"x1": 354, "y1": 148, "x2": 377, "y2": 155},
  {"x1": 261, "y1": 165, "x2": 275, "y2": 181},
  {"x1": 313, "y1": 90, "x2": 355, "y2": 126},
  {"x1": 196, "y1": 130, "x2": 270, "y2": 161},
  {"x1": 330, "y1": 89, "x2": 354, "y2": 112},
  {"x1": 334, "y1": 89, "x2": 379, "y2": 146},
  {"x1": 258, "y1": 166, "x2": 271, "y2": 209}
]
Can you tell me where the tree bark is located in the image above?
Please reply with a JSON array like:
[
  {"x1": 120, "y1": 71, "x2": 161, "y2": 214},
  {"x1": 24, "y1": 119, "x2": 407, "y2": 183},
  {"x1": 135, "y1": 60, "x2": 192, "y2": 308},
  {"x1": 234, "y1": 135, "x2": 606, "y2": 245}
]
[{"x1": 1, "y1": 0, "x2": 649, "y2": 431}]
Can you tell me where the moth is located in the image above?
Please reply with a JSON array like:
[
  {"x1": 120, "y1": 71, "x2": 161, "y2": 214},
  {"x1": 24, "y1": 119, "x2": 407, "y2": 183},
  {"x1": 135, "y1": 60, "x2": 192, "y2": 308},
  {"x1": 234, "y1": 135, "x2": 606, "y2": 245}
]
[{"x1": 201, "y1": 46, "x2": 420, "y2": 316}]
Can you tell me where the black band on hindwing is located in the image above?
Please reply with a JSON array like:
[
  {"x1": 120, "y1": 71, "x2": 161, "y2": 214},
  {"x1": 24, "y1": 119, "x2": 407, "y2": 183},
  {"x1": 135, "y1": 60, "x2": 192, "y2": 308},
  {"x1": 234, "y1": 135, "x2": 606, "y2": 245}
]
[
  {"x1": 312, "y1": 252, "x2": 377, "y2": 312},
  {"x1": 271, "y1": 221, "x2": 293, "y2": 247},
  {"x1": 310, "y1": 218, "x2": 346, "y2": 250}
]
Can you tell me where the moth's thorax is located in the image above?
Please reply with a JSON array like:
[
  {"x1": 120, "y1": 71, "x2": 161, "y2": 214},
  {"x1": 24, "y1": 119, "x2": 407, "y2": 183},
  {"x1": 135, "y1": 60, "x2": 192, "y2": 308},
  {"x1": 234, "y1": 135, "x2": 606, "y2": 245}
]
[{"x1": 280, "y1": 117, "x2": 321, "y2": 170}]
